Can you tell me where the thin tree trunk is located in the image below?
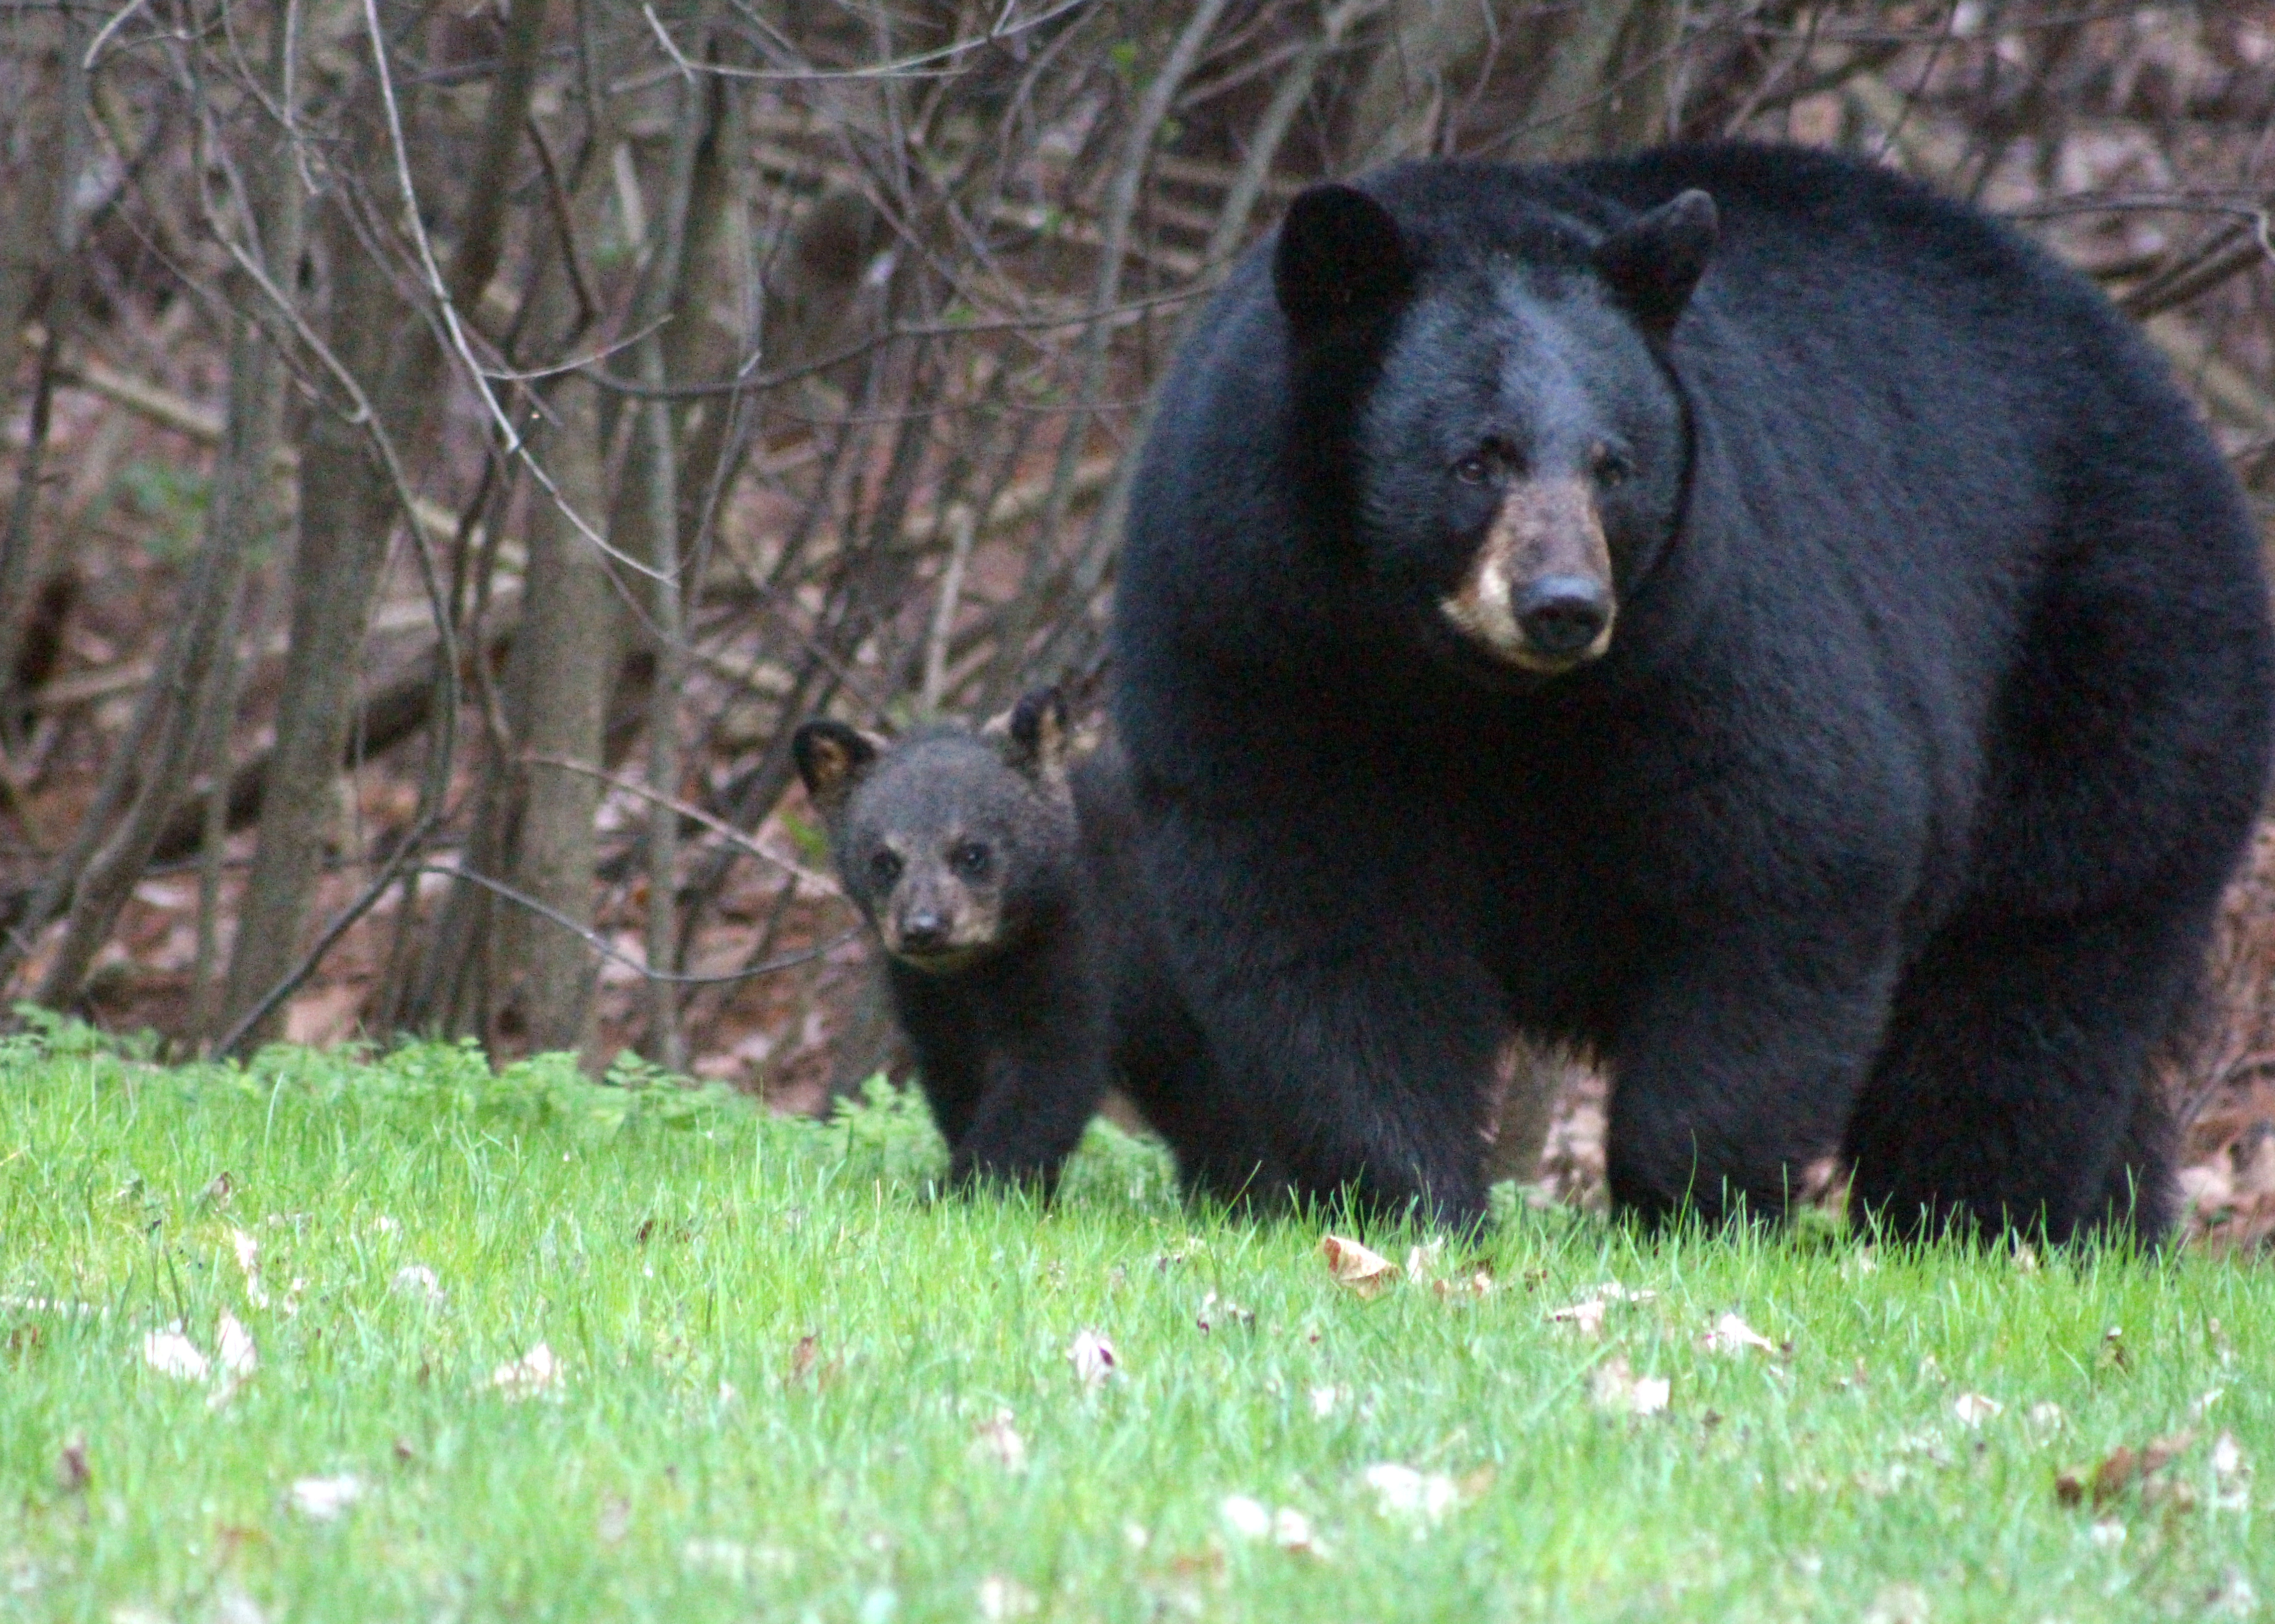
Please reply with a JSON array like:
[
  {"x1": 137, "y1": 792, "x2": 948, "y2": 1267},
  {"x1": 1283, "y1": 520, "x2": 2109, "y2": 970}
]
[
  {"x1": 0, "y1": 3, "x2": 88, "y2": 739},
  {"x1": 498, "y1": 373, "x2": 616, "y2": 1059},
  {"x1": 29, "y1": 0, "x2": 304, "y2": 1008},
  {"x1": 221, "y1": 0, "x2": 546, "y2": 1048}
]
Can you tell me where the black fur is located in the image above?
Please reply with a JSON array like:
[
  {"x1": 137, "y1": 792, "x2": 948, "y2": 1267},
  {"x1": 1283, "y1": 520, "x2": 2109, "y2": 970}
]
[
  {"x1": 794, "y1": 701, "x2": 1106, "y2": 1190},
  {"x1": 1112, "y1": 142, "x2": 2275, "y2": 1240}
]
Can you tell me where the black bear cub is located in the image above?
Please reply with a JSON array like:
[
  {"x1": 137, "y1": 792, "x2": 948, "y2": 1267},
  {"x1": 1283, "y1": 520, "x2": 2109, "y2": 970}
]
[{"x1": 793, "y1": 691, "x2": 1108, "y2": 1191}]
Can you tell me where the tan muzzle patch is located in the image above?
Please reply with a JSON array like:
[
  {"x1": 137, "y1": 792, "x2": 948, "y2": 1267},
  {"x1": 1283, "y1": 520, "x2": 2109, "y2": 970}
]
[{"x1": 1438, "y1": 477, "x2": 1616, "y2": 672}]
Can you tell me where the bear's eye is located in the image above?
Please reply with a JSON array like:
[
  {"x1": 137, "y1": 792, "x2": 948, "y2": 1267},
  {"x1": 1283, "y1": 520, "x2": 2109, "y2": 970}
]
[
  {"x1": 950, "y1": 841, "x2": 992, "y2": 879},
  {"x1": 1452, "y1": 452, "x2": 1493, "y2": 486},
  {"x1": 868, "y1": 849, "x2": 903, "y2": 888},
  {"x1": 1590, "y1": 444, "x2": 1633, "y2": 487}
]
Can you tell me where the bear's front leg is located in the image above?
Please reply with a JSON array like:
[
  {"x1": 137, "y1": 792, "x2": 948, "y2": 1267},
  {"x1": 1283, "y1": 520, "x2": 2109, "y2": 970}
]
[
  {"x1": 1603, "y1": 920, "x2": 1903, "y2": 1227},
  {"x1": 1142, "y1": 802, "x2": 1506, "y2": 1228},
  {"x1": 944, "y1": 939, "x2": 1114, "y2": 1194}
]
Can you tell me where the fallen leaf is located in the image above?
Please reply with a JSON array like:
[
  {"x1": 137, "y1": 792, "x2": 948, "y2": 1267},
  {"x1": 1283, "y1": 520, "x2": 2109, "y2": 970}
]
[
  {"x1": 2027, "y1": 1401, "x2": 2064, "y2": 1432},
  {"x1": 1403, "y1": 1237, "x2": 1446, "y2": 1278},
  {"x1": 1547, "y1": 1298, "x2": 1607, "y2": 1337},
  {"x1": 1361, "y1": 1462, "x2": 1462, "y2": 1526},
  {"x1": 55, "y1": 1434, "x2": 88, "y2": 1494},
  {"x1": 215, "y1": 1312, "x2": 257, "y2": 1379},
  {"x1": 141, "y1": 1325, "x2": 208, "y2": 1382},
  {"x1": 1861, "y1": 1581, "x2": 1930, "y2": 1624},
  {"x1": 389, "y1": 1264, "x2": 444, "y2": 1308},
  {"x1": 209, "y1": 1584, "x2": 265, "y2": 1624},
  {"x1": 2211, "y1": 1431, "x2": 2252, "y2": 1511},
  {"x1": 227, "y1": 1228, "x2": 268, "y2": 1309},
  {"x1": 1068, "y1": 1328, "x2": 1117, "y2": 1389},
  {"x1": 1951, "y1": 1393, "x2": 2002, "y2": 1427},
  {"x1": 1273, "y1": 1507, "x2": 1328, "y2": 1557},
  {"x1": 1196, "y1": 1291, "x2": 1253, "y2": 1334},
  {"x1": 598, "y1": 1495, "x2": 632, "y2": 1546},
  {"x1": 1308, "y1": 1385, "x2": 1342, "y2": 1418},
  {"x1": 1701, "y1": 1312, "x2": 1776, "y2": 1356},
  {"x1": 975, "y1": 1574, "x2": 1039, "y2": 1620},
  {"x1": 287, "y1": 1474, "x2": 365, "y2": 1519},
  {"x1": 971, "y1": 1408, "x2": 1027, "y2": 1472},
  {"x1": 209, "y1": 1311, "x2": 259, "y2": 1409},
  {"x1": 680, "y1": 1540, "x2": 794, "y2": 1581},
  {"x1": 1591, "y1": 1356, "x2": 1670, "y2": 1417},
  {"x1": 788, "y1": 1334, "x2": 818, "y2": 1385},
  {"x1": 489, "y1": 1341, "x2": 564, "y2": 1401},
  {"x1": 2206, "y1": 1569, "x2": 2259, "y2": 1620},
  {"x1": 1320, "y1": 1235, "x2": 1399, "y2": 1298},
  {"x1": 1219, "y1": 1495, "x2": 1272, "y2": 1540}
]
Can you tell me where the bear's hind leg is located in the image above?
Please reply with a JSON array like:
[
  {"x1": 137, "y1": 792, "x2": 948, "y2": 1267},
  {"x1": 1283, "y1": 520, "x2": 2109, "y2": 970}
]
[{"x1": 1842, "y1": 908, "x2": 2197, "y2": 1245}]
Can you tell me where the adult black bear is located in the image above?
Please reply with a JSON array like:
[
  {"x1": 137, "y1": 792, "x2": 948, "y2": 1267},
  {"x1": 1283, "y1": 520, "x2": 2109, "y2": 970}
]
[{"x1": 1112, "y1": 143, "x2": 2275, "y2": 1241}]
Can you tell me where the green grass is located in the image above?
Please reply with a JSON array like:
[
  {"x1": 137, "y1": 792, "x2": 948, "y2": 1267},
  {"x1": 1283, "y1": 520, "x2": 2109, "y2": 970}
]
[{"x1": 2, "y1": 1023, "x2": 2268, "y2": 1623}]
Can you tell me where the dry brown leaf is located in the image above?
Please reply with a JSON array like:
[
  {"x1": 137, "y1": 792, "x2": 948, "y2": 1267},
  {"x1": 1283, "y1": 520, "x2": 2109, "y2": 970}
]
[
  {"x1": 228, "y1": 1228, "x2": 268, "y2": 1308},
  {"x1": 1219, "y1": 1495, "x2": 1271, "y2": 1540},
  {"x1": 1951, "y1": 1392, "x2": 2003, "y2": 1427},
  {"x1": 788, "y1": 1333, "x2": 818, "y2": 1385},
  {"x1": 1591, "y1": 1356, "x2": 1670, "y2": 1416},
  {"x1": 141, "y1": 1325, "x2": 208, "y2": 1382},
  {"x1": 1547, "y1": 1298, "x2": 1608, "y2": 1337},
  {"x1": 55, "y1": 1434, "x2": 88, "y2": 1495},
  {"x1": 1320, "y1": 1235, "x2": 1399, "y2": 1298},
  {"x1": 1361, "y1": 1462, "x2": 1462, "y2": 1526},
  {"x1": 287, "y1": 1474, "x2": 365, "y2": 1519},
  {"x1": 489, "y1": 1341, "x2": 564, "y2": 1401},
  {"x1": 976, "y1": 1574, "x2": 1039, "y2": 1620},
  {"x1": 971, "y1": 1408, "x2": 1028, "y2": 1472},
  {"x1": 1701, "y1": 1312, "x2": 1776, "y2": 1356},
  {"x1": 1196, "y1": 1291, "x2": 1253, "y2": 1334},
  {"x1": 1068, "y1": 1328, "x2": 1117, "y2": 1388},
  {"x1": 389, "y1": 1264, "x2": 444, "y2": 1308},
  {"x1": 598, "y1": 1495, "x2": 632, "y2": 1546}
]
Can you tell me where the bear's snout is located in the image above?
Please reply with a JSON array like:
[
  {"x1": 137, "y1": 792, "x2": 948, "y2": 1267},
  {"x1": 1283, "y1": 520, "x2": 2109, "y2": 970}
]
[
  {"x1": 1515, "y1": 575, "x2": 1613, "y2": 657},
  {"x1": 898, "y1": 909, "x2": 950, "y2": 954},
  {"x1": 1438, "y1": 477, "x2": 1616, "y2": 672}
]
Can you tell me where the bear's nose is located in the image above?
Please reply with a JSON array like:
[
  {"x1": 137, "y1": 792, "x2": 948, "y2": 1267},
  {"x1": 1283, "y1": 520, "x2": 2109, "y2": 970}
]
[
  {"x1": 1515, "y1": 575, "x2": 1612, "y2": 657},
  {"x1": 901, "y1": 911, "x2": 949, "y2": 952}
]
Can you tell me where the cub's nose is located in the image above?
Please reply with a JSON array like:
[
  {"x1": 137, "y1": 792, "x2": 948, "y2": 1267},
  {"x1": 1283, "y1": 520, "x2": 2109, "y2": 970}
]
[
  {"x1": 1515, "y1": 575, "x2": 1612, "y2": 657},
  {"x1": 900, "y1": 912, "x2": 949, "y2": 953}
]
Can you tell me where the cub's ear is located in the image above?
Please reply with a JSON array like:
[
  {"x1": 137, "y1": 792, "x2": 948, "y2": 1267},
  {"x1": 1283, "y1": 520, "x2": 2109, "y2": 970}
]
[
  {"x1": 1273, "y1": 183, "x2": 1415, "y2": 341},
  {"x1": 1592, "y1": 189, "x2": 1717, "y2": 338},
  {"x1": 792, "y1": 720, "x2": 880, "y2": 820},
  {"x1": 1002, "y1": 685, "x2": 1071, "y2": 791}
]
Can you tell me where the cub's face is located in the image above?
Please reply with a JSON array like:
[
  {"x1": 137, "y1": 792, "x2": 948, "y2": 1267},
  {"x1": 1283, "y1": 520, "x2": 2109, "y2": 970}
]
[
  {"x1": 791, "y1": 692, "x2": 1075, "y2": 974},
  {"x1": 837, "y1": 742, "x2": 1045, "y2": 970},
  {"x1": 1273, "y1": 179, "x2": 1713, "y2": 684}
]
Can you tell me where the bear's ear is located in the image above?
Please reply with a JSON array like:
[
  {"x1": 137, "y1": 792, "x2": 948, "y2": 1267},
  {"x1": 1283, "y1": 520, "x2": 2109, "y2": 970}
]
[
  {"x1": 1592, "y1": 189, "x2": 1717, "y2": 338},
  {"x1": 1273, "y1": 183, "x2": 1415, "y2": 341},
  {"x1": 792, "y1": 720, "x2": 880, "y2": 821},
  {"x1": 1002, "y1": 685, "x2": 1072, "y2": 792}
]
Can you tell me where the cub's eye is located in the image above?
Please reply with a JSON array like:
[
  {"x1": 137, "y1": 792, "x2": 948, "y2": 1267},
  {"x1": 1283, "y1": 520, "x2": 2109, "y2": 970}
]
[
  {"x1": 950, "y1": 841, "x2": 992, "y2": 879},
  {"x1": 1452, "y1": 452, "x2": 1493, "y2": 486},
  {"x1": 1591, "y1": 444, "x2": 1633, "y2": 487},
  {"x1": 868, "y1": 849, "x2": 903, "y2": 887}
]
